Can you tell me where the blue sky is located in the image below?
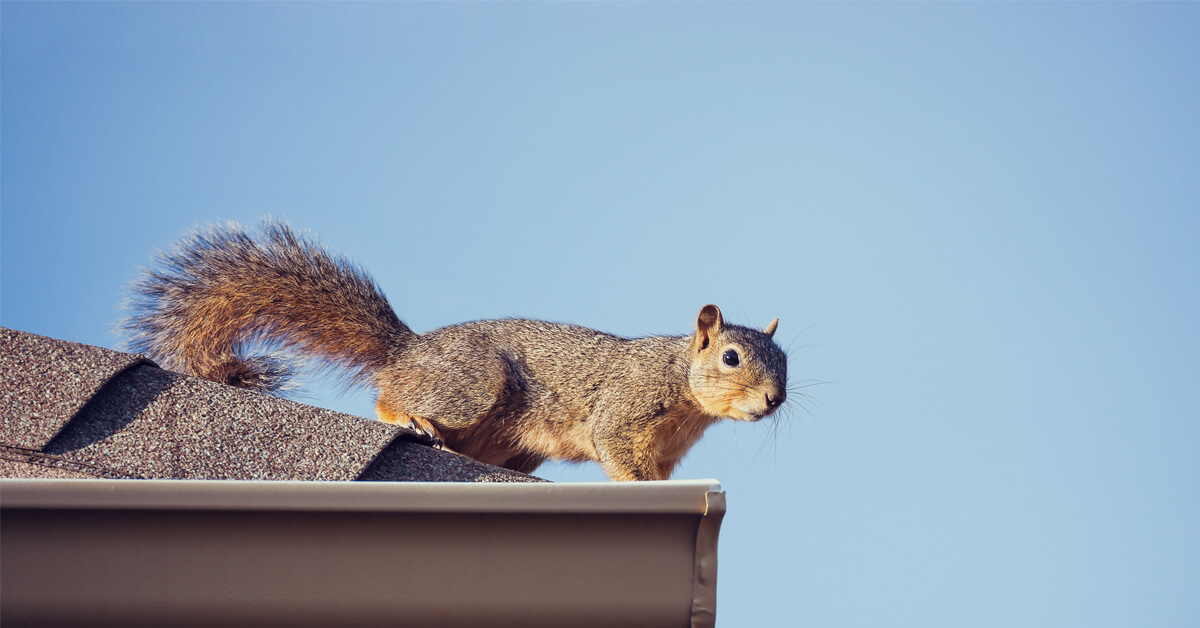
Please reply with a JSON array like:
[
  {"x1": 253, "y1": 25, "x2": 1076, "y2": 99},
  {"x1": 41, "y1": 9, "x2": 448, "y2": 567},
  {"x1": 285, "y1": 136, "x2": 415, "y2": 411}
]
[{"x1": 3, "y1": 3, "x2": 1198, "y2": 626}]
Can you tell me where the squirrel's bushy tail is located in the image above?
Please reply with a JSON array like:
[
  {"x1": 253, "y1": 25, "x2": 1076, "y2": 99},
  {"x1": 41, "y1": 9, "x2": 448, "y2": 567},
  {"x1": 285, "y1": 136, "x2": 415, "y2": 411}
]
[{"x1": 121, "y1": 219, "x2": 413, "y2": 393}]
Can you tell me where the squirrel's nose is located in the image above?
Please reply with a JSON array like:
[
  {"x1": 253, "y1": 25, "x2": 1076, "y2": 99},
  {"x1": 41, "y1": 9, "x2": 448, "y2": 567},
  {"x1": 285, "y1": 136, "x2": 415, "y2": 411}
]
[{"x1": 765, "y1": 391, "x2": 785, "y2": 409}]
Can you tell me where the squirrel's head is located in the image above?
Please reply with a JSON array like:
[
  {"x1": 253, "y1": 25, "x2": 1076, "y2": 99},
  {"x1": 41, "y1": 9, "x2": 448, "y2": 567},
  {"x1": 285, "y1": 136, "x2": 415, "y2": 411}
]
[{"x1": 687, "y1": 304, "x2": 788, "y2": 422}]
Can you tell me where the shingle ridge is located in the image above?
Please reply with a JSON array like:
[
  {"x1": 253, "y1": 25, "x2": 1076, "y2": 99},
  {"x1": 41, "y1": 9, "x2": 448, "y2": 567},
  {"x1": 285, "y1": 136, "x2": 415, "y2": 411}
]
[{"x1": 0, "y1": 327, "x2": 158, "y2": 449}]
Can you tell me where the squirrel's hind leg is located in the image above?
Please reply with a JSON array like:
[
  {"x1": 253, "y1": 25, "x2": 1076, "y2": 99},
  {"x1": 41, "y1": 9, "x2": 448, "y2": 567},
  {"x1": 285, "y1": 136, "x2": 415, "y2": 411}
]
[
  {"x1": 375, "y1": 401, "x2": 446, "y2": 448},
  {"x1": 372, "y1": 349, "x2": 518, "y2": 443}
]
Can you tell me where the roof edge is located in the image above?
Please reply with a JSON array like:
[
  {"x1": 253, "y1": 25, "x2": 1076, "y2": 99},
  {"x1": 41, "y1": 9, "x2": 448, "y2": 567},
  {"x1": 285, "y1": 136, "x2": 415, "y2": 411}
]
[{"x1": 0, "y1": 478, "x2": 722, "y2": 514}]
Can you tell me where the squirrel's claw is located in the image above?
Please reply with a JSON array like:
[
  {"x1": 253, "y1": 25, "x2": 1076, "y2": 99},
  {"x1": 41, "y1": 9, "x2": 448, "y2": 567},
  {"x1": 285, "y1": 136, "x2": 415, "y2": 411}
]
[
  {"x1": 378, "y1": 410, "x2": 445, "y2": 449},
  {"x1": 408, "y1": 418, "x2": 445, "y2": 449},
  {"x1": 408, "y1": 423, "x2": 445, "y2": 449}
]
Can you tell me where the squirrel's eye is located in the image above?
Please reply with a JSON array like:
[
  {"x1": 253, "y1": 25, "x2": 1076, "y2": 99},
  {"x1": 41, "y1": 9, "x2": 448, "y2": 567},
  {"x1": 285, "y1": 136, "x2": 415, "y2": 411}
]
[{"x1": 722, "y1": 349, "x2": 741, "y2": 367}]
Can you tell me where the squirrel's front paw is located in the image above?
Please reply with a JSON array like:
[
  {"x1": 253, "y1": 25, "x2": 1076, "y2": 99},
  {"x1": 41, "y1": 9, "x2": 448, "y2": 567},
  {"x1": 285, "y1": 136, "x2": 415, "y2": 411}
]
[{"x1": 377, "y1": 410, "x2": 445, "y2": 449}]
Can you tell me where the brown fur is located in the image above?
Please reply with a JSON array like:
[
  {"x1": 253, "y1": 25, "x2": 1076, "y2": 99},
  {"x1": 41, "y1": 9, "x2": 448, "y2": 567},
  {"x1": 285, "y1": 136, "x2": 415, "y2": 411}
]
[{"x1": 123, "y1": 220, "x2": 789, "y2": 480}]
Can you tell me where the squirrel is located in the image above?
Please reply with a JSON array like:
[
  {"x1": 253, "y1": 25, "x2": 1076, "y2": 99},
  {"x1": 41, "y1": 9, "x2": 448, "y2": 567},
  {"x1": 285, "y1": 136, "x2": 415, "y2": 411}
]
[{"x1": 121, "y1": 220, "x2": 789, "y2": 481}]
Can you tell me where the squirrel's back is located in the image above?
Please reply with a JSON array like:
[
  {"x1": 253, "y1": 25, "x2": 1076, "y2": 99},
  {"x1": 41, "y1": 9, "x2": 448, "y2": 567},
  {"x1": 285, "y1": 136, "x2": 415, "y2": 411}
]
[{"x1": 413, "y1": 318, "x2": 694, "y2": 412}]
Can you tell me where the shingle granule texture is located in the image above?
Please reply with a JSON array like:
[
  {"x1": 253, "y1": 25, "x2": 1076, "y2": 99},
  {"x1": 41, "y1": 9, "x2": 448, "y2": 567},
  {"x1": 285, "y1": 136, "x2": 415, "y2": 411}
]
[
  {"x1": 0, "y1": 328, "x2": 544, "y2": 483},
  {"x1": 0, "y1": 327, "x2": 152, "y2": 450}
]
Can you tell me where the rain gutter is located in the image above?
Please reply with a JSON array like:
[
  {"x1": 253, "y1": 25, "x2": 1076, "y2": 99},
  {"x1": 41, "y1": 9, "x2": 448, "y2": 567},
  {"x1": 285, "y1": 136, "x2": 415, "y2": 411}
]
[{"x1": 1, "y1": 478, "x2": 725, "y2": 627}]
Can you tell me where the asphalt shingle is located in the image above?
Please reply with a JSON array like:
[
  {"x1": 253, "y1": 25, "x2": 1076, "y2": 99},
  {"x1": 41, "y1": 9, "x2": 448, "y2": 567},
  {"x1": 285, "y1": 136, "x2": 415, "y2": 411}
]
[
  {"x1": 0, "y1": 328, "x2": 543, "y2": 483},
  {"x1": 0, "y1": 327, "x2": 151, "y2": 450}
]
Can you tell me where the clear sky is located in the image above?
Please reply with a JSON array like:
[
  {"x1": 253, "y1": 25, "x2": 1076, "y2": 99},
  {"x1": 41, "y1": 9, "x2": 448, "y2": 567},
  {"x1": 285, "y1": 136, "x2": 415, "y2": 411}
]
[{"x1": 3, "y1": 3, "x2": 1198, "y2": 626}]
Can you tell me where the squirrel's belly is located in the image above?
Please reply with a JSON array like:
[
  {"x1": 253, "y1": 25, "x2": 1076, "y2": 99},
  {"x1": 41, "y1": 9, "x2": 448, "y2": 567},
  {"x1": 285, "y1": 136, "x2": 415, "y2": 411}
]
[
  {"x1": 516, "y1": 400, "x2": 597, "y2": 462},
  {"x1": 439, "y1": 405, "x2": 595, "y2": 467}
]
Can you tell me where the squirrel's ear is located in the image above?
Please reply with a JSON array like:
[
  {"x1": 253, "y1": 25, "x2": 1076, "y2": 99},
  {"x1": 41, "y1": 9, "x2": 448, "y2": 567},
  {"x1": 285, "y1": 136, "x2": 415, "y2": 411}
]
[
  {"x1": 764, "y1": 318, "x2": 779, "y2": 338},
  {"x1": 694, "y1": 304, "x2": 724, "y2": 352}
]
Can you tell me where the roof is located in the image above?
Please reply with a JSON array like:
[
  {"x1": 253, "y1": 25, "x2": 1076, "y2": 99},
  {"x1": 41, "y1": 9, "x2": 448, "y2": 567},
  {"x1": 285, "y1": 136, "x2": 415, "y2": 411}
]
[{"x1": 0, "y1": 327, "x2": 541, "y2": 482}]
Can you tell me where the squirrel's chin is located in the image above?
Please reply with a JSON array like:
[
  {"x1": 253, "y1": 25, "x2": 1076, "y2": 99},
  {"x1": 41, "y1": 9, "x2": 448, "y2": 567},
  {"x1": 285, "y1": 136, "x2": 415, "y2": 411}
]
[{"x1": 727, "y1": 409, "x2": 767, "y2": 422}]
